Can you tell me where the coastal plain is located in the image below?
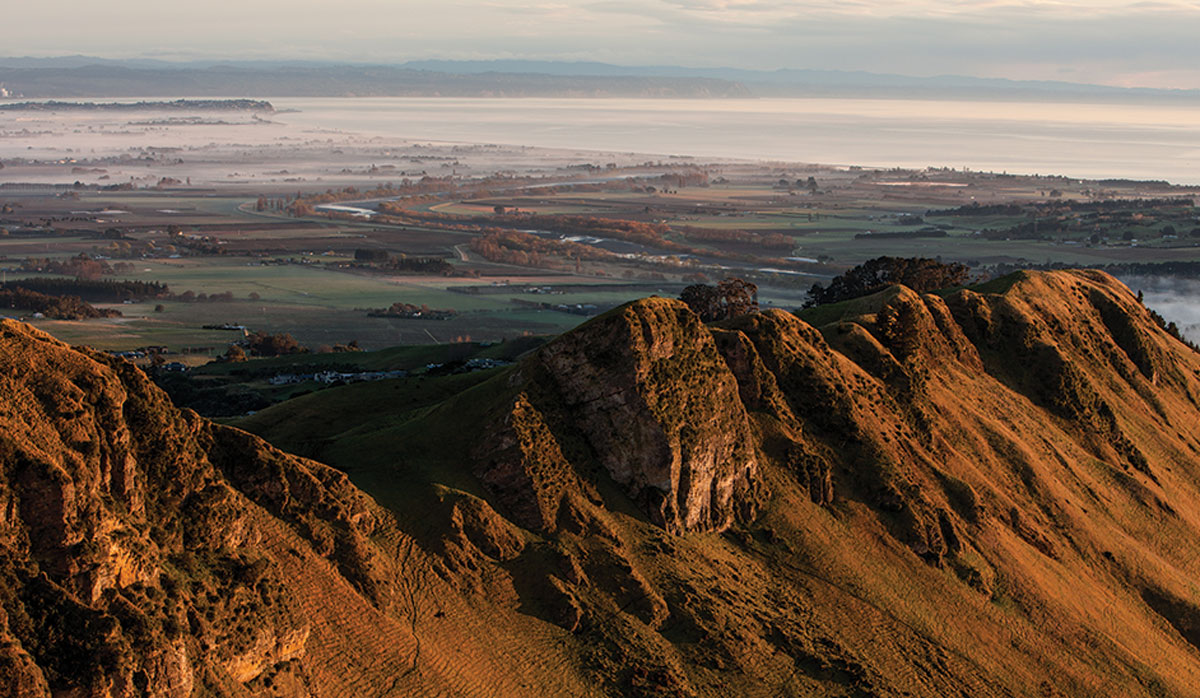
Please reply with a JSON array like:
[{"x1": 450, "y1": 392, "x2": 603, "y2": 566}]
[{"x1": 4, "y1": 100, "x2": 1200, "y2": 357}]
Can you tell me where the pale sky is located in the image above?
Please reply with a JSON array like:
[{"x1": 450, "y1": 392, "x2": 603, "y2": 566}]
[{"x1": 9, "y1": 0, "x2": 1200, "y2": 88}]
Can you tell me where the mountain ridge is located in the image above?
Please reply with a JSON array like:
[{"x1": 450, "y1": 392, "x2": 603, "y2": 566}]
[
  {"x1": 6, "y1": 269, "x2": 1200, "y2": 695},
  {"x1": 0, "y1": 319, "x2": 587, "y2": 696},
  {"x1": 239, "y1": 268, "x2": 1200, "y2": 695},
  {"x1": 3, "y1": 57, "x2": 1199, "y2": 101}
]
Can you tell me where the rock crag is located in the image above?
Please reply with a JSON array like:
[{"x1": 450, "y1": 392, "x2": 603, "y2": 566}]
[
  {"x1": 0, "y1": 320, "x2": 588, "y2": 697},
  {"x1": 11, "y1": 269, "x2": 1200, "y2": 697}
]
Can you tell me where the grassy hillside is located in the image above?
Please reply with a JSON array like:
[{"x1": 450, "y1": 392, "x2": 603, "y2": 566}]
[
  {"x1": 10, "y1": 268, "x2": 1200, "y2": 696},
  {"x1": 232, "y1": 269, "x2": 1200, "y2": 696}
]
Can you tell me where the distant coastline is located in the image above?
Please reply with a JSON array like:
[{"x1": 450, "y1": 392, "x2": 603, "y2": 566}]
[
  {"x1": 0, "y1": 99, "x2": 274, "y2": 112},
  {"x1": 4, "y1": 58, "x2": 1200, "y2": 103}
]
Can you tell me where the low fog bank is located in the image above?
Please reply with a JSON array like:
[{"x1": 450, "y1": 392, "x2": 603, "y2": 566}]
[{"x1": 1118, "y1": 275, "x2": 1200, "y2": 345}]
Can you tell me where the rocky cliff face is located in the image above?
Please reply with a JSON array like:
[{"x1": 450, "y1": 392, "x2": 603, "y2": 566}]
[
  {"x1": 12, "y1": 269, "x2": 1200, "y2": 697},
  {"x1": 0, "y1": 320, "x2": 587, "y2": 697},
  {"x1": 476, "y1": 299, "x2": 761, "y2": 534},
  {"x1": 404, "y1": 270, "x2": 1200, "y2": 696}
]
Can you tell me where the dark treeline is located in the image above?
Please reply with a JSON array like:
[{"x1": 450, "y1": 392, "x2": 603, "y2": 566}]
[
  {"x1": 927, "y1": 203, "x2": 1024, "y2": 217},
  {"x1": 928, "y1": 197, "x2": 1195, "y2": 217},
  {"x1": 0, "y1": 287, "x2": 119, "y2": 320},
  {"x1": 173, "y1": 290, "x2": 235, "y2": 303},
  {"x1": 351, "y1": 249, "x2": 454, "y2": 274},
  {"x1": 805, "y1": 257, "x2": 970, "y2": 308},
  {"x1": 1096, "y1": 179, "x2": 1173, "y2": 187},
  {"x1": 679, "y1": 278, "x2": 759, "y2": 322},
  {"x1": 3, "y1": 278, "x2": 168, "y2": 302}
]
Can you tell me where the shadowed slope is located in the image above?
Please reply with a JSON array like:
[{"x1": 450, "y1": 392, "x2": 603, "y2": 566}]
[
  {"x1": 240, "y1": 269, "x2": 1200, "y2": 696},
  {"x1": 0, "y1": 319, "x2": 589, "y2": 697},
  {"x1": 9, "y1": 267, "x2": 1200, "y2": 696}
]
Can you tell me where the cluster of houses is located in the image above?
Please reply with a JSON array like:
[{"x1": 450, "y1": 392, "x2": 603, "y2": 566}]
[
  {"x1": 269, "y1": 357, "x2": 513, "y2": 386},
  {"x1": 511, "y1": 298, "x2": 600, "y2": 316},
  {"x1": 423, "y1": 357, "x2": 511, "y2": 375},
  {"x1": 107, "y1": 345, "x2": 169, "y2": 360},
  {"x1": 267, "y1": 369, "x2": 409, "y2": 386}
]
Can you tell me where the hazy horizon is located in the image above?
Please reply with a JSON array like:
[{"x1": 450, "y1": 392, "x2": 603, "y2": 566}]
[{"x1": 8, "y1": 1, "x2": 1200, "y2": 90}]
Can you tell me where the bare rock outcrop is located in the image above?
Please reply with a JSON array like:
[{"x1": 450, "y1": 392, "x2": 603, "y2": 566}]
[
  {"x1": 486, "y1": 298, "x2": 763, "y2": 534},
  {"x1": 0, "y1": 320, "x2": 491, "y2": 697},
  {"x1": 16, "y1": 268, "x2": 1200, "y2": 697}
]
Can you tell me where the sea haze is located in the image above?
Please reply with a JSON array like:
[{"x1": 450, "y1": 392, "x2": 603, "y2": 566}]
[
  {"x1": 1120, "y1": 276, "x2": 1200, "y2": 345},
  {"x1": 273, "y1": 96, "x2": 1200, "y2": 184}
]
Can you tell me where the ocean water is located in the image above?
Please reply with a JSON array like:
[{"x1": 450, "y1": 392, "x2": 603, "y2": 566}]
[{"x1": 273, "y1": 96, "x2": 1200, "y2": 185}]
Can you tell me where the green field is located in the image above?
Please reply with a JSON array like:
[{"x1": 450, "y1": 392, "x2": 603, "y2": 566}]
[
  {"x1": 7, "y1": 169, "x2": 1200, "y2": 357},
  {"x1": 11, "y1": 253, "x2": 685, "y2": 351}
]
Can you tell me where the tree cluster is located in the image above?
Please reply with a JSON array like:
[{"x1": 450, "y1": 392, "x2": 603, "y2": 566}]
[
  {"x1": 350, "y1": 249, "x2": 454, "y2": 275},
  {"x1": 245, "y1": 332, "x2": 307, "y2": 357},
  {"x1": 469, "y1": 230, "x2": 610, "y2": 269},
  {"x1": 674, "y1": 225, "x2": 793, "y2": 250},
  {"x1": 805, "y1": 257, "x2": 969, "y2": 308},
  {"x1": 2, "y1": 278, "x2": 167, "y2": 302},
  {"x1": 354, "y1": 248, "x2": 390, "y2": 263},
  {"x1": 388, "y1": 256, "x2": 454, "y2": 274},
  {"x1": 18, "y1": 254, "x2": 132, "y2": 280},
  {"x1": 0, "y1": 288, "x2": 120, "y2": 320},
  {"x1": 679, "y1": 278, "x2": 759, "y2": 322},
  {"x1": 173, "y1": 290, "x2": 236, "y2": 303},
  {"x1": 367, "y1": 302, "x2": 456, "y2": 320}
]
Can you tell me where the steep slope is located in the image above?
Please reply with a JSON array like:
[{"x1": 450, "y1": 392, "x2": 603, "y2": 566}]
[
  {"x1": 12, "y1": 267, "x2": 1200, "y2": 696},
  {"x1": 0, "y1": 320, "x2": 590, "y2": 697},
  {"x1": 238, "y1": 269, "x2": 1200, "y2": 697}
]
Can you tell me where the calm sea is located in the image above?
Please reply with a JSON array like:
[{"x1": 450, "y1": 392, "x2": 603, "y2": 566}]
[{"x1": 273, "y1": 97, "x2": 1200, "y2": 185}]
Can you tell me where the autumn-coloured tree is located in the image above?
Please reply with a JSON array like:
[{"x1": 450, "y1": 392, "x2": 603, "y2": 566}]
[
  {"x1": 224, "y1": 344, "x2": 248, "y2": 362},
  {"x1": 245, "y1": 331, "x2": 306, "y2": 357}
]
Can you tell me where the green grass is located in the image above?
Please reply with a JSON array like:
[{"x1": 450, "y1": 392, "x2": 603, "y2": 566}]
[
  {"x1": 0, "y1": 236, "x2": 97, "y2": 258},
  {"x1": 195, "y1": 334, "x2": 543, "y2": 377},
  {"x1": 234, "y1": 364, "x2": 520, "y2": 513},
  {"x1": 15, "y1": 253, "x2": 653, "y2": 350},
  {"x1": 234, "y1": 369, "x2": 500, "y2": 454},
  {"x1": 966, "y1": 272, "x2": 1029, "y2": 296},
  {"x1": 15, "y1": 182, "x2": 1200, "y2": 356},
  {"x1": 30, "y1": 316, "x2": 240, "y2": 352},
  {"x1": 116, "y1": 259, "x2": 503, "y2": 311},
  {"x1": 795, "y1": 287, "x2": 901, "y2": 328}
]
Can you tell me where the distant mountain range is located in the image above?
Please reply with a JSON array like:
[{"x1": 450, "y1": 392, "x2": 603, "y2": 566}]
[
  {"x1": 1, "y1": 56, "x2": 1198, "y2": 101},
  {"x1": 0, "y1": 61, "x2": 748, "y2": 99}
]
